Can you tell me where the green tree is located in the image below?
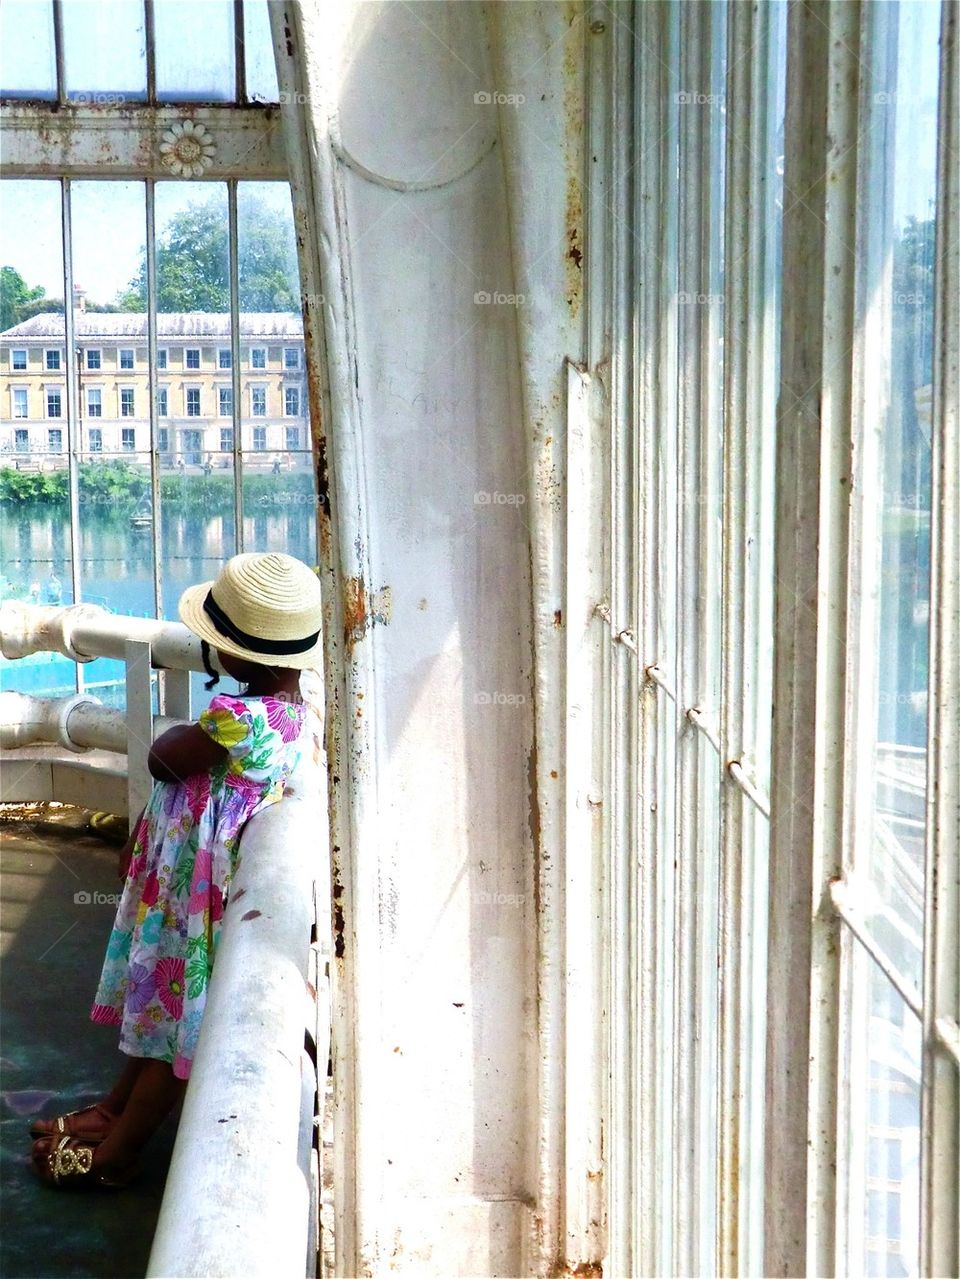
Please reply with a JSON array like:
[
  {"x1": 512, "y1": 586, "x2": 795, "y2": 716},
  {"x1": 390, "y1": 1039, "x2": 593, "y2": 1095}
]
[
  {"x1": 0, "y1": 265, "x2": 47, "y2": 331},
  {"x1": 116, "y1": 192, "x2": 300, "y2": 313}
]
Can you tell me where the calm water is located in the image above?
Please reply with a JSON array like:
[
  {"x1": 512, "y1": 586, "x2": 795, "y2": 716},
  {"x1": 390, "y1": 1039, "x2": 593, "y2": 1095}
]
[{"x1": 1, "y1": 502, "x2": 318, "y2": 709}]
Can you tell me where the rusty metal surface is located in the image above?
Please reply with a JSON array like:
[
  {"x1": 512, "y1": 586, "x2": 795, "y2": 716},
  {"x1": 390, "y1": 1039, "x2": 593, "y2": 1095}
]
[{"x1": 0, "y1": 103, "x2": 286, "y2": 178}]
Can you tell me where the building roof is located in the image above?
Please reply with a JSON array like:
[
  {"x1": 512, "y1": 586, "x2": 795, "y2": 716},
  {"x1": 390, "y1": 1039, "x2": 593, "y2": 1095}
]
[{"x1": 0, "y1": 312, "x2": 304, "y2": 340}]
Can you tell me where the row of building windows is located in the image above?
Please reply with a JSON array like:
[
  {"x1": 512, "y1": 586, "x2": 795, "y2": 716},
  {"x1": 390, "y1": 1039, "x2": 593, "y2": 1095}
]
[
  {"x1": 6, "y1": 346, "x2": 302, "y2": 372},
  {"x1": 8, "y1": 424, "x2": 305, "y2": 453},
  {"x1": 8, "y1": 385, "x2": 303, "y2": 419}
]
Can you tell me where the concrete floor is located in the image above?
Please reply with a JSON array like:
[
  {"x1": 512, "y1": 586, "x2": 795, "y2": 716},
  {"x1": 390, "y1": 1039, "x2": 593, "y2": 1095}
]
[{"x1": 0, "y1": 816, "x2": 179, "y2": 1279}]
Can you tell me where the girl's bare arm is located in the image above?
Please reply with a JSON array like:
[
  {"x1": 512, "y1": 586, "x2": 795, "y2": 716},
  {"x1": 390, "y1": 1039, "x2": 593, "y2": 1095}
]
[{"x1": 148, "y1": 723, "x2": 229, "y2": 784}]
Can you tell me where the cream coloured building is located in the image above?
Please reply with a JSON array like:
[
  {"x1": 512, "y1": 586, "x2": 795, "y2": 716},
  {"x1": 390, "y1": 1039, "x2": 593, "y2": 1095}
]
[{"x1": 0, "y1": 310, "x2": 309, "y2": 467}]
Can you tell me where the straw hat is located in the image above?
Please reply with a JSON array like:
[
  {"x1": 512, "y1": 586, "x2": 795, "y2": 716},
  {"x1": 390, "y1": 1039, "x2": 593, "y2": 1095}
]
[{"x1": 178, "y1": 552, "x2": 324, "y2": 670}]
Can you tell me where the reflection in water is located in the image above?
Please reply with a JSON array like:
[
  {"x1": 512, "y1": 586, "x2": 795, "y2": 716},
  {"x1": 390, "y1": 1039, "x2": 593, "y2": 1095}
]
[
  {"x1": 2, "y1": 503, "x2": 316, "y2": 619},
  {"x1": 0, "y1": 502, "x2": 318, "y2": 707}
]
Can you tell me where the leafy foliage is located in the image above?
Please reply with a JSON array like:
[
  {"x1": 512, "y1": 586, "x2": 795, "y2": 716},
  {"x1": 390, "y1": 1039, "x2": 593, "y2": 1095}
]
[
  {"x1": 116, "y1": 191, "x2": 300, "y2": 313},
  {"x1": 1, "y1": 265, "x2": 47, "y2": 331},
  {"x1": 0, "y1": 462, "x2": 317, "y2": 513}
]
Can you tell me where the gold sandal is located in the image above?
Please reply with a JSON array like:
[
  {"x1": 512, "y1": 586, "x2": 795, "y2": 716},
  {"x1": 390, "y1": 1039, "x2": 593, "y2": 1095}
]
[
  {"x1": 32, "y1": 1135, "x2": 137, "y2": 1189},
  {"x1": 29, "y1": 1103, "x2": 116, "y2": 1143}
]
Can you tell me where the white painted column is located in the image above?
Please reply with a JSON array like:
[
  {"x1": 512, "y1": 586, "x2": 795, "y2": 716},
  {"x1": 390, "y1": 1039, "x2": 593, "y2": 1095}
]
[{"x1": 271, "y1": 5, "x2": 541, "y2": 1274}]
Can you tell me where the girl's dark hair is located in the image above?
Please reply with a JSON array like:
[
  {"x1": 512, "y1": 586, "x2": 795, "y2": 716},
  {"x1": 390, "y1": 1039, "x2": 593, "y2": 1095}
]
[{"x1": 200, "y1": 640, "x2": 221, "y2": 691}]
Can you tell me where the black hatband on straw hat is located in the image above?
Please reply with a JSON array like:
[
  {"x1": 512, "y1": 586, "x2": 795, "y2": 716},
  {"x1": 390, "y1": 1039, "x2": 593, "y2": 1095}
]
[{"x1": 202, "y1": 590, "x2": 320, "y2": 657}]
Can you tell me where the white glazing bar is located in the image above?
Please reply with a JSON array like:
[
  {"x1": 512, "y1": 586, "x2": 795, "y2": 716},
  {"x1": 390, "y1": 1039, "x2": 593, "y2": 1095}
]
[
  {"x1": 60, "y1": 178, "x2": 83, "y2": 697},
  {"x1": 227, "y1": 180, "x2": 244, "y2": 554},
  {"x1": 933, "y1": 1018, "x2": 960, "y2": 1069},
  {"x1": 686, "y1": 706, "x2": 720, "y2": 756},
  {"x1": 605, "y1": 4, "x2": 638, "y2": 1274},
  {"x1": 720, "y1": 2, "x2": 772, "y2": 1268},
  {"x1": 233, "y1": 0, "x2": 246, "y2": 104},
  {"x1": 727, "y1": 760, "x2": 771, "y2": 822},
  {"x1": 834, "y1": 13, "x2": 897, "y2": 1276},
  {"x1": 803, "y1": 3, "x2": 862, "y2": 1271},
  {"x1": 675, "y1": 4, "x2": 711, "y2": 1270},
  {"x1": 827, "y1": 877, "x2": 923, "y2": 1019},
  {"x1": 145, "y1": 180, "x2": 163, "y2": 627},
  {"x1": 645, "y1": 664, "x2": 676, "y2": 703},
  {"x1": 144, "y1": 0, "x2": 156, "y2": 104},
  {"x1": 563, "y1": 359, "x2": 605, "y2": 1261},
  {"x1": 51, "y1": 0, "x2": 65, "y2": 105},
  {"x1": 765, "y1": 3, "x2": 861, "y2": 1274},
  {"x1": 124, "y1": 638, "x2": 154, "y2": 824},
  {"x1": 696, "y1": 8, "x2": 725, "y2": 1267},
  {"x1": 921, "y1": 2, "x2": 960, "y2": 1272},
  {"x1": 655, "y1": 5, "x2": 680, "y2": 1271},
  {"x1": 631, "y1": 3, "x2": 668, "y2": 1271}
]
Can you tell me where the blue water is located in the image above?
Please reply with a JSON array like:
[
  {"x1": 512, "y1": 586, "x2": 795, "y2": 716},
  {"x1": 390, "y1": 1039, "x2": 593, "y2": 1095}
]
[{"x1": 1, "y1": 502, "x2": 317, "y2": 710}]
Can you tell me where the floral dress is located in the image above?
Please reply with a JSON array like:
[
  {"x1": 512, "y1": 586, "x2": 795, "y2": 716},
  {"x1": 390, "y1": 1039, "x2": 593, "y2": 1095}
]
[{"x1": 91, "y1": 693, "x2": 305, "y2": 1079}]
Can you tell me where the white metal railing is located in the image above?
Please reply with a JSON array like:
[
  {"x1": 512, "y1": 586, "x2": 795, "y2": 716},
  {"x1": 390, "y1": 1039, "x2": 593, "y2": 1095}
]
[{"x1": 0, "y1": 601, "x2": 328, "y2": 1278}]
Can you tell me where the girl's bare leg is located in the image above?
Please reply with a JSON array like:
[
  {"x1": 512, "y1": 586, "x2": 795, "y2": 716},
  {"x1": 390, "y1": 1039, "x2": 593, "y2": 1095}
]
[
  {"x1": 31, "y1": 1055, "x2": 147, "y2": 1139},
  {"x1": 90, "y1": 1059, "x2": 187, "y2": 1175},
  {"x1": 102, "y1": 1056, "x2": 147, "y2": 1113}
]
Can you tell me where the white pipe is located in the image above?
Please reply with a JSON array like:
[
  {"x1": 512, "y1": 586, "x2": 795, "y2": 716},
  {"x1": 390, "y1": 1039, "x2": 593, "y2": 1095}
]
[
  {"x1": 0, "y1": 600, "x2": 211, "y2": 672},
  {"x1": 0, "y1": 692, "x2": 184, "y2": 755},
  {"x1": 147, "y1": 756, "x2": 320, "y2": 1279}
]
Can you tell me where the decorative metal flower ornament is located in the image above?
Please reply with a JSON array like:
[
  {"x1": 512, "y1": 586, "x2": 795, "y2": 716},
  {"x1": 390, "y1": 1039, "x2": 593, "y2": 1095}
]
[{"x1": 159, "y1": 121, "x2": 217, "y2": 177}]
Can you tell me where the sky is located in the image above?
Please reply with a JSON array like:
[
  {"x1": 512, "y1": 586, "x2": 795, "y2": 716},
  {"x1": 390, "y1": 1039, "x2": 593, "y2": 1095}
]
[{"x1": 0, "y1": 179, "x2": 294, "y2": 305}]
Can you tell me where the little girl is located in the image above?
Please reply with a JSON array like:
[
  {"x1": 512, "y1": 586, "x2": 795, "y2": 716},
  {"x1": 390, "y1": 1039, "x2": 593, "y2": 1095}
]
[{"x1": 30, "y1": 551, "x2": 324, "y2": 1188}]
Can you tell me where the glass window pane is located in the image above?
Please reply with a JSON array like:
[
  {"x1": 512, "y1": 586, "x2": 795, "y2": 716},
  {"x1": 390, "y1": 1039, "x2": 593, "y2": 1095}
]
[
  {"x1": 235, "y1": 181, "x2": 315, "y2": 564},
  {"x1": 857, "y1": 0, "x2": 940, "y2": 990},
  {"x1": 160, "y1": 452, "x2": 242, "y2": 708},
  {"x1": 0, "y1": 180, "x2": 70, "y2": 696},
  {"x1": 844, "y1": 946, "x2": 921, "y2": 1279},
  {"x1": 243, "y1": 0, "x2": 279, "y2": 103},
  {"x1": 751, "y1": 0, "x2": 787, "y2": 797},
  {"x1": 62, "y1": 0, "x2": 147, "y2": 102},
  {"x1": 0, "y1": 0, "x2": 56, "y2": 100},
  {"x1": 155, "y1": 0, "x2": 235, "y2": 102}
]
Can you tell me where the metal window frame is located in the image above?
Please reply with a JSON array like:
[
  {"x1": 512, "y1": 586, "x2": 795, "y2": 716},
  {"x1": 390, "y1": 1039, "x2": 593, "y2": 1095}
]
[
  {"x1": 765, "y1": 1, "x2": 859, "y2": 1273},
  {"x1": 920, "y1": 2, "x2": 959, "y2": 1273},
  {"x1": 2, "y1": 0, "x2": 287, "y2": 658},
  {"x1": 767, "y1": 4, "x2": 959, "y2": 1278}
]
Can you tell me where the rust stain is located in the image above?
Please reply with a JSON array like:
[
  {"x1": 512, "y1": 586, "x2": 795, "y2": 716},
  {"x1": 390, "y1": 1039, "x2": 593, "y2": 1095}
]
[
  {"x1": 332, "y1": 900, "x2": 345, "y2": 959},
  {"x1": 342, "y1": 577, "x2": 391, "y2": 652},
  {"x1": 562, "y1": 2, "x2": 584, "y2": 320},
  {"x1": 343, "y1": 575, "x2": 367, "y2": 651},
  {"x1": 241, "y1": 909, "x2": 261, "y2": 922},
  {"x1": 301, "y1": 288, "x2": 332, "y2": 569},
  {"x1": 553, "y1": 608, "x2": 563, "y2": 627},
  {"x1": 567, "y1": 1265, "x2": 603, "y2": 1278},
  {"x1": 565, "y1": 170, "x2": 584, "y2": 316},
  {"x1": 331, "y1": 858, "x2": 346, "y2": 960}
]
